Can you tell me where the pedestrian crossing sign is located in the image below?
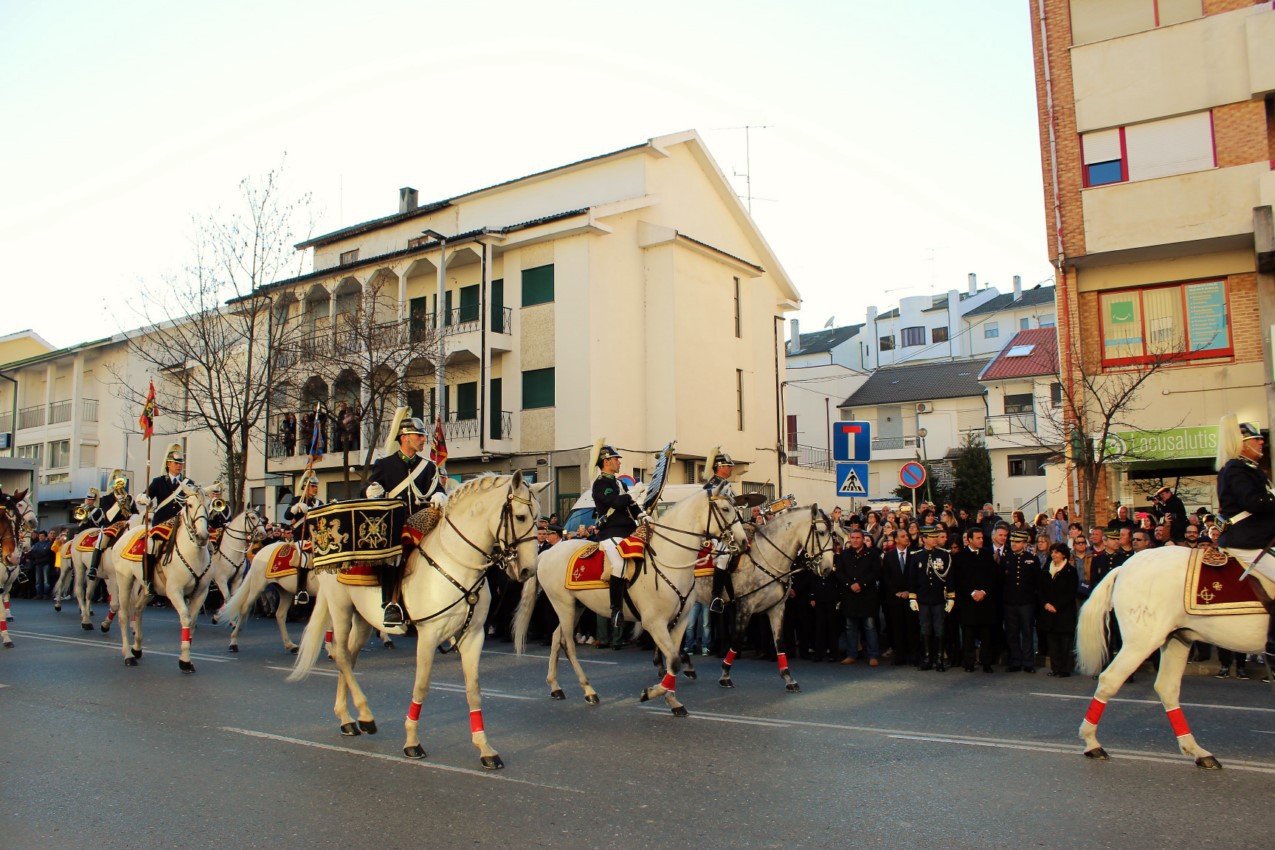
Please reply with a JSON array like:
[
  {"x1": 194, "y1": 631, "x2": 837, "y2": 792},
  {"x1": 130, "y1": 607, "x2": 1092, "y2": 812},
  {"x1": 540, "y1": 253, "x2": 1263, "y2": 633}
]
[{"x1": 835, "y1": 462, "x2": 868, "y2": 497}]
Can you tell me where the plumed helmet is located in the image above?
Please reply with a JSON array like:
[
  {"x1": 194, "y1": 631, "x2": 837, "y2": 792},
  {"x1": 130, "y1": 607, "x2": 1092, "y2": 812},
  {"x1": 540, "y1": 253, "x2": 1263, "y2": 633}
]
[
  {"x1": 164, "y1": 443, "x2": 185, "y2": 465},
  {"x1": 713, "y1": 452, "x2": 735, "y2": 468},
  {"x1": 595, "y1": 445, "x2": 622, "y2": 467},
  {"x1": 86, "y1": 488, "x2": 99, "y2": 500},
  {"x1": 1240, "y1": 422, "x2": 1263, "y2": 440},
  {"x1": 399, "y1": 417, "x2": 428, "y2": 438}
]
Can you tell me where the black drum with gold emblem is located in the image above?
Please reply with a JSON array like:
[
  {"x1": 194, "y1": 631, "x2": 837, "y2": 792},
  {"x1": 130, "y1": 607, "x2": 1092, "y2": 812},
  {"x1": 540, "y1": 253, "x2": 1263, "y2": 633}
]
[{"x1": 306, "y1": 498, "x2": 407, "y2": 571}]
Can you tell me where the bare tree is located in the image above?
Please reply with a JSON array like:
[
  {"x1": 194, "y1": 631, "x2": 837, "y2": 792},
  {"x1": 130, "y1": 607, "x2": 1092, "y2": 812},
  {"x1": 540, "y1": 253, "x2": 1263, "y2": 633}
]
[{"x1": 115, "y1": 163, "x2": 313, "y2": 511}]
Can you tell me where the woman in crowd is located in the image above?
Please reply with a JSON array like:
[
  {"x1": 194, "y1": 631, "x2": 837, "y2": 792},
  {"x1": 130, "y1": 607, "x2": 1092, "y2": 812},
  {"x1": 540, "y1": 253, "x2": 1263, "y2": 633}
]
[{"x1": 1040, "y1": 542, "x2": 1079, "y2": 677}]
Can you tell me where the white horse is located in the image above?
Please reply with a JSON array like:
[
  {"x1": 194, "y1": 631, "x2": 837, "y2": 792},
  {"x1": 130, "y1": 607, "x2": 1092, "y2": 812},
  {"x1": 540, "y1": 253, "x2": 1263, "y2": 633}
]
[
  {"x1": 677, "y1": 506, "x2": 836, "y2": 692},
  {"x1": 58, "y1": 524, "x2": 132, "y2": 632},
  {"x1": 289, "y1": 473, "x2": 543, "y2": 769},
  {"x1": 206, "y1": 507, "x2": 265, "y2": 652},
  {"x1": 513, "y1": 483, "x2": 747, "y2": 716},
  {"x1": 111, "y1": 481, "x2": 213, "y2": 672},
  {"x1": 217, "y1": 539, "x2": 320, "y2": 654},
  {"x1": 1075, "y1": 546, "x2": 1272, "y2": 769}
]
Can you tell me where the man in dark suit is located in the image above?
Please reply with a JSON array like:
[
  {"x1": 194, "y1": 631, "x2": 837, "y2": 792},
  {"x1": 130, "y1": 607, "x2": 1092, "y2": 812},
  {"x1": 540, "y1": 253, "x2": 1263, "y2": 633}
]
[
  {"x1": 955, "y1": 526, "x2": 998, "y2": 672},
  {"x1": 881, "y1": 528, "x2": 919, "y2": 666}
]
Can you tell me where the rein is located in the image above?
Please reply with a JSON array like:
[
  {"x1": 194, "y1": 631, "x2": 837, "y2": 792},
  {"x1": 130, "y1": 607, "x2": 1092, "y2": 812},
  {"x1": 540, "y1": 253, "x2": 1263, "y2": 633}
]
[
  {"x1": 166, "y1": 492, "x2": 212, "y2": 587},
  {"x1": 641, "y1": 492, "x2": 745, "y2": 623},
  {"x1": 731, "y1": 514, "x2": 833, "y2": 603}
]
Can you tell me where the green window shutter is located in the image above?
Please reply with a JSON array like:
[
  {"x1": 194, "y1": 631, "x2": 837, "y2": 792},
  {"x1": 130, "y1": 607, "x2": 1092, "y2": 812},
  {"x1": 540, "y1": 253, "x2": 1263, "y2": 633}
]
[
  {"x1": 489, "y1": 378, "x2": 503, "y2": 439},
  {"x1": 491, "y1": 279, "x2": 505, "y2": 332},
  {"x1": 522, "y1": 264, "x2": 554, "y2": 306},
  {"x1": 456, "y1": 382, "x2": 477, "y2": 421},
  {"x1": 459, "y1": 285, "x2": 479, "y2": 323},
  {"x1": 522, "y1": 368, "x2": 555, "y2": 409}
]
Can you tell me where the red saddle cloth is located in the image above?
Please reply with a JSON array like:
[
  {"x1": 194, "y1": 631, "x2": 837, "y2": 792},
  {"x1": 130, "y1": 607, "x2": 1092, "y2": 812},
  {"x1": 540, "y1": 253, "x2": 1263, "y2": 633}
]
[
  {"x1": 694, "y1": 545, "x2": 714, "y2": 578},
  {"x1": 76, "y1": 532, "x2": 101, "y2": 553},
  {"x1": 1184, "y1": 550, "x2": 1268, "y2": 616},
  {"x1": 565, "y1": 535, "x2": 647, "y2": 591},
  {"x1": 264, "y1": 545, "x2": 301, "y2": 580},
  {"x1": 335, "y1": 563, "x2": 379, "y2": 587}
]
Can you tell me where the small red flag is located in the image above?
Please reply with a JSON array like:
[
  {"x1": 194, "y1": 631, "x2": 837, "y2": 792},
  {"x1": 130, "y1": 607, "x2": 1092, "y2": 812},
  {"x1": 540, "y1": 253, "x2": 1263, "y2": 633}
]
[
  {"x1": 429, "y1": 416, "x2": 448, "y2": 469},
  {"x1": 138, "y1": 381, "x2": 157, "y2": 440}
]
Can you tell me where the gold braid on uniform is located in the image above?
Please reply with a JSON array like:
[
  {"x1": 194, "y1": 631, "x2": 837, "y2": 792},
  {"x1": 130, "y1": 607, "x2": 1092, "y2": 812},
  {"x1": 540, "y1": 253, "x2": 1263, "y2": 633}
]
[{"x1": 926, "y1": 552, "x2": 951, "y2": 581}]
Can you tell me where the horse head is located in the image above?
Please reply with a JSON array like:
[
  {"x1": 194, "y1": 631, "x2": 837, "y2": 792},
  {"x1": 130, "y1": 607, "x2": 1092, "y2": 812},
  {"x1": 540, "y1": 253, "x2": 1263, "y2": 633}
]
[
  {"x1": 806, "y1": 504, "x2": 837, "y2": 577},
  {"x1": 0, "y1": 510, "x2": 18, "y2": 566},
  {"x1": 180, "y1": 480, "x2": 210, "y2": 546},
  {"x1": 709, "y1": 482, "x2": 749, "y2": 553},
  {"x1": 496, "y1": 471, "x2": 541, "y2": 582}
]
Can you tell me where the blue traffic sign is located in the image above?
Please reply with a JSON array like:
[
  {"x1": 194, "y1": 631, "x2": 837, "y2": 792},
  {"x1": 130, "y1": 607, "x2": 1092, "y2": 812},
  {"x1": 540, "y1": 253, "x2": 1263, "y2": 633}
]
[
  {"x1": 833, "y1": 421, "x2": 872, "y2": 462},
  {"x1": 899, "y1": 461, "x2": 927, "y2": 489},
  {"x1": 836, "y1": 462, "x2": 869, "y2": 497}
]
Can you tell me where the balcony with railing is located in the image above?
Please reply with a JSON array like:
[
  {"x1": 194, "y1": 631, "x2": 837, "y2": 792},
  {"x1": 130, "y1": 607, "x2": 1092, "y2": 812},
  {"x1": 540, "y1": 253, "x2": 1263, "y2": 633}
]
[
  {"x1": 267, "y1": 408, "x2": 513, "y2": 468},
  {"x1": 785, "y1": 443, "x2": 832, "y2": 471},
  {"x1": 48, "y1": 399, "x2": 73, "y2": 425},
  {"x1": 871, "y1": 434, "x2": 921, "y2": 460},
  {"x1": 17, "y1": 405, "x2": 45, "y2": 430}
]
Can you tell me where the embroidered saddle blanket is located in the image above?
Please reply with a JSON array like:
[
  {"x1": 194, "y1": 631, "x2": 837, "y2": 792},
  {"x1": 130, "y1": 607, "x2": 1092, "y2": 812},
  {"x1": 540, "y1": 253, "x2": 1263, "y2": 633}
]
[
  {"x1": 75, "y1": 522, "x2": 129, "y2": 552},
  {"x1": 694, "y1": 545, "x2": 714, "y2": 578},
  {"x1": 265, "y1": 544, "x2": 302, "y2": 580},
  {"x1": 120, "y1": 520, "x2": 177, "y2": 563},
  {"x1": 1184, "y1": 549, "x2": 1270, "y2": 616},
  {"x1": 565, "y1": 531, "x2": 648, "y2": 591}
]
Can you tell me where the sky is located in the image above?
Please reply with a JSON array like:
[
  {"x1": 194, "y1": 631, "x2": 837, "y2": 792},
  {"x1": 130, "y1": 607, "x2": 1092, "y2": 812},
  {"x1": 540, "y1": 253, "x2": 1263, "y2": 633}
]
[{"x1": 0, "y1": 1, "x2": 1055, "y2": 351}]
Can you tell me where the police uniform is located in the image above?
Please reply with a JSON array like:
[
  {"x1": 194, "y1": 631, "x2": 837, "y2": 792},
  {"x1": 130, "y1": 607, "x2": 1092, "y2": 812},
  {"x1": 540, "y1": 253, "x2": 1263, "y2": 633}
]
[
  {"x1": 288, "y1": 474, "x2": 324, "y2": 605},
  {"x1": 1217, "y1": 425, "x2": 1275, "y2": 554},
  {"x1": 364, "y1": 410, "x2": 439, "y2": 627},
  {"x1": 906, "y1": 526, "x2": 954, "y2": 671},
  {"x1": 999, "y1": 529, "x2": 1040, "y2": 672}
]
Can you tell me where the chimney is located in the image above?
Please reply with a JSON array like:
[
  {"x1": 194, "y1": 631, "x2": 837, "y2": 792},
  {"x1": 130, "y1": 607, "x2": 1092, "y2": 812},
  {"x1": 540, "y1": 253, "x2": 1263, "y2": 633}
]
[
  {"x1": 399, "y1": 187, "x2": 418, "y2": 214},
  {"x1": 968, "y1": 273, "x2": 977, "y2": 296},
  {"x1": 1012, "y1": 274, "x2": 1022, "y2": 301},
  {"x1": 866, "y1": 305, "x2": 878, "y2": 322},
  {"x1": 789, "y1": 318, "x2": 801, "y2": 354}
]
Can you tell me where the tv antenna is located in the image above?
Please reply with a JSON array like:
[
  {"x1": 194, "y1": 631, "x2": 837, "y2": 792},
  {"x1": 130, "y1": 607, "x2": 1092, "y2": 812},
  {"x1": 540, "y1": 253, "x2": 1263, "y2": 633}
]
[{"x1": 715, "y1": 124, "x2": 772, "y2": 213}]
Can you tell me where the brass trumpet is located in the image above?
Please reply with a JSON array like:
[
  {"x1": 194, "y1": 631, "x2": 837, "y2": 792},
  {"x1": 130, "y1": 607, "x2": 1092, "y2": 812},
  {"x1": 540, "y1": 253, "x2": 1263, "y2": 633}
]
[
  {"x1": 211, "y1": 497, "x2": 227, "y2": 513},
  {"x1": 73, "y1": 505, "x2": 89, "y2": 522}
]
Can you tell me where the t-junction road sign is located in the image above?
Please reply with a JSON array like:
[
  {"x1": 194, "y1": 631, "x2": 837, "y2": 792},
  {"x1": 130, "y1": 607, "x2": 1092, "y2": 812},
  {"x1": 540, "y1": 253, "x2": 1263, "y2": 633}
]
[{"x1": 832, "y1": 421, "x2": 872, "y2": 462}]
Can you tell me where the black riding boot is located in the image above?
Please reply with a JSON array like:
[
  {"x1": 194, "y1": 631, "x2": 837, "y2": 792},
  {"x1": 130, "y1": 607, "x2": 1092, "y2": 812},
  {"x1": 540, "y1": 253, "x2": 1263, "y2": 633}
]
[
  {"x1": 919, "y1": 636, "x2": 933, "y2": 670},
  {"x1": 142, "y1": 552, "x2": 156, "y2": 595},
  {"x1": 86, "y1": 547, "x2": 103, "y2": 581},
  {"x1": 934, "y1": 635, "x2": 946, "y2": 672},
  {"x1": 294, "y1": 568, "x2": 310, "y2": 605},
  {"x1": 709, "y1": 569, "x2": 734, "y2": 614},
  {"x1": 380, "y1": 563, "x2": 405, "y2": 628},
  {"x1": 609, "y1": 579, "x2": 625, "y2": 631}
]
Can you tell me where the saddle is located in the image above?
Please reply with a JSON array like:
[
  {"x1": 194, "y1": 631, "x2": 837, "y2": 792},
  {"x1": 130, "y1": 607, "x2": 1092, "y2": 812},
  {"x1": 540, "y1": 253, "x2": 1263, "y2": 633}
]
[
  {"x1": 1186, "y1": 549, "x2": 1275, "y2": 616},
  {"x1": 565, "y1": 530, "x2": 648, "y2": 591}
]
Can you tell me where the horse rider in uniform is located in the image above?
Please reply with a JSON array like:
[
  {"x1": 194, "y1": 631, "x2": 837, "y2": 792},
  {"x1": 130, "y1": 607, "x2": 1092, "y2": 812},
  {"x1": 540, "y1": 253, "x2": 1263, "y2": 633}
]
[
  {"x1": 86, "y1": 473, "x2": 138, "y2": 581},
  {"x1": 366, "y1": 407, "x2": 443, "y2": 628},
  {"x1": 205, "y1": 481, "x2": 233, "y2": 548},
  {"x1": 75, "y1": 488, "x2": 100, "y2": 532},
  {"x1": 591, "y1": 443, "x2": 645, "y2": 630},
  {"x1": 143, "y1": 443, "x2": 195, "y2": 593},
  {"x1": 704, "y1": 450, "x2": 739, "y2": 613},
  {"x1": 288, "y1": 470, "x2": 323, "y2": 605}
]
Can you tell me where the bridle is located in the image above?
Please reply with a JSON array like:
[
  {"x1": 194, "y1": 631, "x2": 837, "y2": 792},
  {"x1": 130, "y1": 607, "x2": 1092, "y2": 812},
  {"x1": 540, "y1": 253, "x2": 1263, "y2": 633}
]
[
  {"x1": 169, "y1": 486, "x2": 212, "y2": 585},
  {"x1": 644, "y1": 487, "x2": 746, "y2": 563},
  {"x1": 213, "y1": 507, "x2": 263, "y2": 554},
  {"x1": 732, "y1": 509, "x2": 835, "y2": 603}
]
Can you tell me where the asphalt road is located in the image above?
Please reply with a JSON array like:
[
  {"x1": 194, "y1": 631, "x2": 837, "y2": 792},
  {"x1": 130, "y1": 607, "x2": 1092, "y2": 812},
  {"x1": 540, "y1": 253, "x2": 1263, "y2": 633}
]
[{"x1": 2, "y1": 597, "x2": 1273, "y2": 850}]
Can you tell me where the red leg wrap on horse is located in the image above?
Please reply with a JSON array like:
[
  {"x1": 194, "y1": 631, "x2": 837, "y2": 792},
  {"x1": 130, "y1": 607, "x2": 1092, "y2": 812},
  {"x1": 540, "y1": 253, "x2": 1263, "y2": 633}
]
[
  {"x1": 325, "y1": 630, "x2": 333, "y2": 643},
  {"x1": 1084, "y1": 698, "x2": 1107, "y2": 726},
  {"x1": 777, "y1": 652, "x2": 788, "y2": 670},
  {"x1": 469, "y1": 710, "x2": 484, "y2": 734},
  {"x1": 0, "y1": 620, "x2": 7, "y2": 633},
  {"x1": 724, "y1": 650, "x2": 738, "y2": 666},
  {"x1": 407, "y1": 701, "x2": 422, "y2": 722},
  {"x1": 1166, "y1": 707, "x2": 1191, "y2": 737},
  {"x1": 107, "y1": 610, "x2": 116, "y2": 621},
  {"x1": 661, "y1": 672, "x2": 677, "y2": 691},
  {"x1": 181, "y1": 627, "x2": 191, "y2": 642}
]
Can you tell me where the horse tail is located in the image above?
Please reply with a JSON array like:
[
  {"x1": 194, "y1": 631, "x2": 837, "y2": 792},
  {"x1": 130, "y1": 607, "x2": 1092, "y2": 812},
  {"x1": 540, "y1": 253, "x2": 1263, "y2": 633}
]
[
  {"x1": 217, "y1": 551, "x2": 267, "y2": 628},
  {"x1": 288, "y1": 582, "x2": 331, "y2": 683},
  {"x1": 512, "y1": 574, "x2": 539, "y2": 656},
  {"x1": 1076, "y1": 566, "x2": 1119, "y2": 676}
]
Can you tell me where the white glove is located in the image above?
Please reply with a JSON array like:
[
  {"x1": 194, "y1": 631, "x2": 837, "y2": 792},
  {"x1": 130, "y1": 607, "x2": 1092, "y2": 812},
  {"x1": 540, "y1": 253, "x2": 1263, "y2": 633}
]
[
  {"x1": 627, "y1": 481, "x2": 648, "y2": 506},
  {"x1": 366, "y1": 482, "x2": 386, "y2": 498},
  {"x1": 430, "y1": 491, "x2": 448, "y2": 511},
  {"x1": 908, "y1": 599, "x2": 919, "y2": 613},
  {"x1": 944, "y1": 599, "x2": 955, "y2": 614},
  {"x1": 134, "y1": 494, "x2": 149, "y2": 509},
  {"x1": 293, "y1": 502, "x2": 310, "y2": 515}
]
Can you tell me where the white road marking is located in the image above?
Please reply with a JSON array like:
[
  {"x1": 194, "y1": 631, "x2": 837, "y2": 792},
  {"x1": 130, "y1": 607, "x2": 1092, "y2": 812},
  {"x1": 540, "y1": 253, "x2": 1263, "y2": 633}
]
[
  {"x1": 1032, "y1": 691, "x2": 1275, "y2": 714},
  {"x1": 219, "y1": 726, "x2": 583, "y2": 792},
  {"x1": 484, "y1": 648, "x2": 619, "y2": 666},
  {"x1": 265, "y1": 666, "x2": 537, "y2": 701},
  {"x1": 11, "y1": 630, "x2": 232, "y2": 662}
]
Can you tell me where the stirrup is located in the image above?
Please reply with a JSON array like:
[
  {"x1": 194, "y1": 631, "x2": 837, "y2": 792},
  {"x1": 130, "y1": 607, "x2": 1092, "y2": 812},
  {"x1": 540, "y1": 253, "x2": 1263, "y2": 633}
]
[
  {"x1": 294, "y1": 591, "x2": 310, "y2": 605},
  {"x1": 709, "y1": 597, "x2": 726, "y2": 614},
  {"x1": 383, "y1": 601, "x2": 406, "y2": 628},
  {"x1": 610, "y1": 610, "x2": 624, "y2": 631},
  {"x1": 86, "y1": 570, "x2": 98, "y2": 581}
]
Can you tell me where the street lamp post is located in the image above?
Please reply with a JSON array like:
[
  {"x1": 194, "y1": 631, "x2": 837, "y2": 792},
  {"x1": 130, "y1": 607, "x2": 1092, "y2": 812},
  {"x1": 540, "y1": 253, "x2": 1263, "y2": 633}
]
[{"x1": 419, "y1": 230, "x2": 449, "y2": 422}]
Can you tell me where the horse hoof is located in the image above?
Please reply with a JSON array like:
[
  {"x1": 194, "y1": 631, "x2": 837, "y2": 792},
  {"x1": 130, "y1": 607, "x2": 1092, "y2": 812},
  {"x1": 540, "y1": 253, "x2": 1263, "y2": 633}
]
[
  {"x1": 131, "y1": 648, "x2": 142, "y2": 659},
  {"x1": 179, "y1": 660, "x2": 195, "y2": 673},
  {"x1": 639, "y1": 689, "x2": 652, "y2": 703},
  {"x1": 671, "y1": 705, "x2": 689, "y2": 718},
  {"x1": 290, "y1": 646, "x2": 299, "y2": 654},
  {"x1": 54, "y1": 603, "x2": 61, "y2": 612},
  {"x1": 100, "y1": 623, "x2": 110, "y2": 633},
  {"x1": 481, "y1": 755, "x2": 505, "y2": 770},
  {"x1": 383, "y1": 640, "x2": 395, "y2": 650},
  {"x1": 786, "y1": 682, "x2": 801, "y2": 692},
  {"x1": 1195, "y1": 756, "x2": 1223, "y2": 770},
  {"x1": 684, "y1": 670, "x2": 698, "y2": 680},
  {"x1": 340, "y1": 723, "x2": 361, "y2": 737},
  {"x1": 358, "y1": 720, "x2": 378, "y2": 734},
  {"x1": 124, "y1": 657, "x2": 138, "y2": 667},
  {"x1": 82, "y1": 623, "x2": 94, "y2": 631},
  {"x1": 3, "y1": 641, "x2": 12, "y2": 649},
  {"x1": 1083, "y1": 747, "x2": 1109, "y2": 760},
  {"x1": 719, "y1": 679, "x2": 734, "y2": 688},
  {"x1": 549, "y1": 689, "x2": 566, "y2": 701},
  {"x1": 584, "y1": 694, "x2": 600, "y2": 706},
  {"x1": 403, "y1": 745, "x2": 426, "y2": 759},
  {"x1": 228, "y1": 644, "x2": 239, "y2": 653}
]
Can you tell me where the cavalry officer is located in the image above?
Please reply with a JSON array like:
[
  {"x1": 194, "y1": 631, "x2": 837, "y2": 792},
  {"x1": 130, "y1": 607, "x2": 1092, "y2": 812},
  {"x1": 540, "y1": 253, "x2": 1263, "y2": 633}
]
[
  {"x1": 206, "y1": 481, "x2": 233, "y2": 546},
  {"x1": 76, "y1": 488, "x2": 101, "y2": 532},
  {"x1": 366, "y1": 409, "x2": 441, "y2": 627},
  {"x1": 999, "y1": 528, "x2": 1040, "y2": 673},
  {"x1": 592, "y1": 443, "x2": 643, "y2": 630},
  {"x1": 1217, "y1": 418, "x2": 1275, "y2": 578},
  {"x1": 87, "y1": 473, "x2": 138, "y2": 581},
  {"x1": 144, "y1": 443, "x2": 195, "y2": 593},
  {"x1": 703, "y1": 451, "x2": 739, "y2": 613},
  {"x1": 288, "y1": 472, "x2": 324, "y2": 605},
  {"x1": 906, "y1": 526, "x2": 954, "y2": 671}
]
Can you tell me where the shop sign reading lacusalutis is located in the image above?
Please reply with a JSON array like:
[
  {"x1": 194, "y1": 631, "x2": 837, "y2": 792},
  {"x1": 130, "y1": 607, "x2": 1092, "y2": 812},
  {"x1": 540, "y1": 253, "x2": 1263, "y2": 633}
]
[{"x1": 1102, "y1": 426, "x2": 1218, "y2": 461}]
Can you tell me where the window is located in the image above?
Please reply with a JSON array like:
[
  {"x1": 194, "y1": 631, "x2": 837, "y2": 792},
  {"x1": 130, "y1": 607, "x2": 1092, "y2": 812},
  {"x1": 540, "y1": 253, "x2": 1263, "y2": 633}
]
[
  {"x1": 931, "y1": 327, "x2": 949, "y2": 344},
  {"x1": 79, "y1": 444, "x2": 96, "y2": 467},
  {"x1": 522, "y1": 264, "x2": 554, "y2": 306},
  {"x1": 1099, "y1": 279, "x2": 1232, "y2": 366},
  {"x1": 455, "y1": 382, "x2": 478, "y2": 421},
  {"x1": 1004, "y1": 393, "x2": 1034, "y2": 415},
  {"x1": 984, "y1": 323, "x2": 999, "y2": 339},
  {"x1": 1008, "y1": 453, "x2": 1050, "y2": 477},
  {"x1": 786, "y1": 415, "x2": 798, "y2": 451},
  {"x1": 736, "y1": 369, "x2": 745, "y2": 431},
  {"x1": 17, "y1": 443, "x2": 40, "y2": 462},
  {"x1": 522, "y1": 368, "x2": 555, "y2": 409},
  {"x1": 879, "y1": 335, "x2": 895, "y2": 352},
  {"x1": 733, "y1": 277, "x2": 742, "y2": 338},
  {"x1": 1020, "y1": 317, "x2": 1031, "y2": 330},
  {"x1": 339, "y1": 249, "x2": 359, "y2": 265},
  {"x1": 1040, "y1": 313, "x2": 1056, "y2": 328},
  {"x1": 1082, "y1": 112, "x2": 1214, "y2": 188},
  {"x1": 407, "y1": 236, "x2": 428, "y2": 249},
  {"x1": 409, "y1": 296, "x2": 430, "y2": 342},
  {"x1": 684, "y1": 459, "x2": 701, "y2": 483},
  {"x1": 458, "y1": 284, "x2": 480, "y2": 324},
  {"x1": 48, "y1": 439, "x2": 71, "y2": 468},
  {"x1": 491, "y1": 279, "x2": 505, "y2": 333},
  {"x1": 1050, "y1": 382, "x2": 1063, "y2": 408},
  {"x1": 901, "y1": 326, "x2": 925, "y2": 347},
  {"x1": 1082, "y1": 127, "x2": 1126, "y2": 187}
]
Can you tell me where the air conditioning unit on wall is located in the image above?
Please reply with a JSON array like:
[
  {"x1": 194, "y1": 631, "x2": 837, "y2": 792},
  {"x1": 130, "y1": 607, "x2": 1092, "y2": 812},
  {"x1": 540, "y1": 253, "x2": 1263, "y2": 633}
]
[{"x1": 915, "y1": 403, "x2": 932, "y2": 414}]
